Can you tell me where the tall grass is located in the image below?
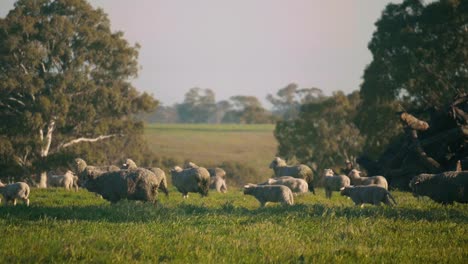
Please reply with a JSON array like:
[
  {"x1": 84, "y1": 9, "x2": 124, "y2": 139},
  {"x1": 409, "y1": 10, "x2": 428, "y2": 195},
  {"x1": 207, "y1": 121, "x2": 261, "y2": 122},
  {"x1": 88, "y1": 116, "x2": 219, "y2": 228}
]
[{"x1": 0, "y1": 187, "x2": 466, "y2": 263}]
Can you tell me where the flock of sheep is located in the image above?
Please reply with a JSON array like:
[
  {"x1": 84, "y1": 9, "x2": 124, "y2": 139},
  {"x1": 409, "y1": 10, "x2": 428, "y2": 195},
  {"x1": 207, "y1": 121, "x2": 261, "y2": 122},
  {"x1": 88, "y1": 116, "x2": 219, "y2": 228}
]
[{"x1": 0, "y1": 156, "x2": 466, "y2": 207}]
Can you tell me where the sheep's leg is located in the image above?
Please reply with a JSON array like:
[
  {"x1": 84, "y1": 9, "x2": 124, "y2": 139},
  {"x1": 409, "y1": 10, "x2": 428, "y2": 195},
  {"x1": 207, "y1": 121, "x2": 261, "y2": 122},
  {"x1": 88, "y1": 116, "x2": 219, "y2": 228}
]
[
  {"x1": 24, "y1": 198, "x2": 29, "y2": 206},
  {"x1": 13, "y1": 199, "x2": 17, "y2": 206}
]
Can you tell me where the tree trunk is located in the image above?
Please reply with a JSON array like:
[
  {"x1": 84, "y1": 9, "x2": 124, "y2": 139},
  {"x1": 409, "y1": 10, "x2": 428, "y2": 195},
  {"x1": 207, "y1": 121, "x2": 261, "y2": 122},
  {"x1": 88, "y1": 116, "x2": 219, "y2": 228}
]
[{"x1": 37, "y1": 119, "x2": 56, "y2": 188}]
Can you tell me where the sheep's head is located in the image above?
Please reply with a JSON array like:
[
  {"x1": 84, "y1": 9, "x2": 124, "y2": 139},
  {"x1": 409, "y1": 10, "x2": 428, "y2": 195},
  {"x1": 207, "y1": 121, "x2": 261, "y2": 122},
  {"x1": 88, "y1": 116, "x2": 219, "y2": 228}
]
[
  {"x1": 74, "y1": 158, "x2": 87, "y2": 174},
  {"x1": 269, "y1": 157, "x2": 286, "y2": 169},
  {"x1": 184, "y1": 162, "x2": 198, "y2": 169},
  {"x1": 340, "y1": 186, "x2": 352, "y2": 196},
  {"x1": 122, "y1": 158, "x2": 138, "y2": 170},
  {"x1": 243, "y1": 184, "x2": 257, "y2": 195},
  {"x1": 348, "y1": 169, "x2": 361, "y2": 179},
  {"x1": 323, "y1": 169, "x2": 334, "y2": 177},
  {"x1": 170, "y1": 166, "x2": 183, "y2": 173},
  {"x1": 409, "y1": 173, "x2": 433, "y2": 197},
  {"x1": 199, "y1": 178, "x2": 209, "y2": 197}
]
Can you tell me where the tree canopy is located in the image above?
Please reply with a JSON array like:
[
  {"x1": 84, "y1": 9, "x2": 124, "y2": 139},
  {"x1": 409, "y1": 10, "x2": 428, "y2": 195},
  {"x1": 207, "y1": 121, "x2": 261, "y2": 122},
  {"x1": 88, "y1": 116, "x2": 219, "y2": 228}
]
[
  {"x1": 0, "y1": 0, "x2": 157, "y2": 185},
  {"x1": 357, "y1": 0, "x2": 468, "y2": 157}
]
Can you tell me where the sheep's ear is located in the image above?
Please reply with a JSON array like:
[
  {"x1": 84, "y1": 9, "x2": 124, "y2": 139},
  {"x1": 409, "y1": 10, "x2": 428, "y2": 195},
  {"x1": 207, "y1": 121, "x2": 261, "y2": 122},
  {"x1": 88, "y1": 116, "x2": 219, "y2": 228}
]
[
  {"x1": 243, "y1": 185, "x2": 250, "y2": 189},
  {"x1": 339, "y1": 187, "x2": 345, "y2": 191},
  {"x1": 414, "y1": 181, "x2": 420, "y2": 185}
]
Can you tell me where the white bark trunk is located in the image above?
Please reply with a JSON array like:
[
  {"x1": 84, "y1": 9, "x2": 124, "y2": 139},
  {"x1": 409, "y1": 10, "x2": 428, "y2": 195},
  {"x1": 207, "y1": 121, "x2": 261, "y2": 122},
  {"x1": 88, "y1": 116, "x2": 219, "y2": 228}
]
[{"x1": 37, "y1": 119, "x2": 56, "y2": 188}]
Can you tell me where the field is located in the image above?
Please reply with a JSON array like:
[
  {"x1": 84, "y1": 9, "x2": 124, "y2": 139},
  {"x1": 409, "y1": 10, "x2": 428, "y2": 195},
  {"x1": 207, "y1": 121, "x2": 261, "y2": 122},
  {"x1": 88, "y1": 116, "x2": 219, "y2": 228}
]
[
  {"x1": 0, "y1": 188, "x2": 466, "y2": 263},
  {"x1": 144, "y1": 123, "x2": 278, "y2": 184},
  {"x1": 1, "y1": 124, "x2": 466, "y2": 263}
]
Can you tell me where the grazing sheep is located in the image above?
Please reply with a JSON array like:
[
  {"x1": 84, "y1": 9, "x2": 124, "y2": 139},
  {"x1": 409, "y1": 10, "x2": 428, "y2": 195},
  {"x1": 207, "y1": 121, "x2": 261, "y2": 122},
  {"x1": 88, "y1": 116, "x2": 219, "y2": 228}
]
[
  {"x1": 269, "y1": 157, "x2": 315, "y2": 194},
  {"x1": 73, "y1": 158, "x2": 120, "y2": 185},
  {"x1": 122, "y1": 159, "x2": 169, "y2": 196},
  {"x1": 243, "y1": 184, "x2": 294, "y2": 207},
  {"x1": 347, "y1": 169, "x2": 388, "y2": 190},
  {"x1": 47, "y1": 170, "x2": 78, "y2": 191},
  {"x1": 184, "y1": 162, "x2": 227, "y2": 193},
  {"x1": 0, "y1": 181, "x2": 30, "y2": 206},
  {"x1": 83, "y1": 168, "x2": 161, "y2": 204},
  {"x1": 259, "y1": 176, "x2": 308, "y2": 194},
  {"x1": 170, "y1": 166, "x2": 210, "y2": 198},
  {"x1": 340, "y1": 186, "x2": 397, "y2": 207},
  {"x1": 210, "y1": 176, "x2": 227, "y2": 193},
  {"x1": 409, "y1": 171, "x2": 468, "y2": 204},
  {"x1": 323, "y1": 169, "x2": 350, "y2": 199}
]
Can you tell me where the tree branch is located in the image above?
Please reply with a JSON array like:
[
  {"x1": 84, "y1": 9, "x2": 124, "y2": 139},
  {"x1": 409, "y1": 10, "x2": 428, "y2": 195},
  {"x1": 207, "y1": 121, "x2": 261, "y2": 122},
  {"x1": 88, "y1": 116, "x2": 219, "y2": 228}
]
[{"x1": 57, "y1": 133, "x2": 123, "y2": 150}]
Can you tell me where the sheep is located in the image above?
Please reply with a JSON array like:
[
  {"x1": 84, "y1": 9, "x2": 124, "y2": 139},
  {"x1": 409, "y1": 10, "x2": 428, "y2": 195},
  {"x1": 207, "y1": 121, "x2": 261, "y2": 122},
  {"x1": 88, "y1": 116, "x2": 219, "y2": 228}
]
[
  {"x1": 269, "y1": 157, "x2": 315, "y2": 194},
  {"x1": 243, "y1": 184, "x2": 294, "y2": 207},
  {"x1": 0, "y1": 181, "x2": 30, "y2": 206},
  {"x1": 259, "y1": 176, "x2": 308, "y2": 194},
  {"x1": 170, "y1": 166, "x2": 210, "y2": 198},
  {"x1": 122, "y1": 158, "x2": 169, "y2": 196},
  {"x1": 82, "y1": 168, "x2": 161, "y2": 204},
  {"x1": 323, "y1": 169, "x2": 350, "y2": 199},
  {"x1": 185, "y1": 161, "x2": 227, "y2": 193},
  {"x1": 347, "y1": 169, "x2": 388, "y2": 190},
  {"x1": 47, "y1": 170, "x2": 78, "y2": 191},
  {"x1": 210, "y1": 176, "x2": 227, "y2": 193},
  {"x1": 73, "y1": 158, "x2": 120, "y2": 185},
  {"x1": 340, "y1": 186, "x2": 397, "y2": 207},
  {"x1": 409, "y1": 171, "x2": 468, "y2": 204}
]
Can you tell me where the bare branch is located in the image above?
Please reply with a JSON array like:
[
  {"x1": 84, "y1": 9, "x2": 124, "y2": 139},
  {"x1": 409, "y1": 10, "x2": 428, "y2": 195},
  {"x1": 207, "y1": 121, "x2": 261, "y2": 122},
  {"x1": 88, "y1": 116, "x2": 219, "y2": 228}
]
[{"x1": 57, "y1": 133, "x2": 123, "y2": 150}]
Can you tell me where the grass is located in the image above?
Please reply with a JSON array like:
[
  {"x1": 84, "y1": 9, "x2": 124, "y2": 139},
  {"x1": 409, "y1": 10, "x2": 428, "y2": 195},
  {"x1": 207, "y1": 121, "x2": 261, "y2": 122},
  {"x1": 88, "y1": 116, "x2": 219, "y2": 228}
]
[
  {"x1": 144, "y1": 123, "x2": 277, "y2": 183},
  {"x1": 0, "y1": 187, "x2": 466, "y2": 263}
]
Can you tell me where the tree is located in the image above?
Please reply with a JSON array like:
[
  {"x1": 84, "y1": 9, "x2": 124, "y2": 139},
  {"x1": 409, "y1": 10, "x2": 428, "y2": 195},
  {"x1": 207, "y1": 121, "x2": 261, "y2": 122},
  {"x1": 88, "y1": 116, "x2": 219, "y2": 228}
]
[
  {"x1": 0, "y1": 0, "x2": 158, "y2": 186},
  {"x1": 222, "y1": 95, "x2": 274, "y2": 124},
  {"x1": 176, "y1": 87, "x2": 217, "y2": 123},
  {"x1": 275, "y1": 91, "x2": 364, "y2": 171},
  {"x1": 357, "y1": 0, "x2": 468, "y2": 157},
  {"x1": 267, "y1": 83, "x2": 324, "y2": 120}
]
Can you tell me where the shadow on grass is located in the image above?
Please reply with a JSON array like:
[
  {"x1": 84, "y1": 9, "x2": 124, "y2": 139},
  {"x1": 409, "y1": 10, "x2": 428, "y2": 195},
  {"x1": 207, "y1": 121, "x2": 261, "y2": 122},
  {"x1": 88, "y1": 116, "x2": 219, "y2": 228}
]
[{"x1": 0, "y1": 201, "x2": 466, "y2": 224}]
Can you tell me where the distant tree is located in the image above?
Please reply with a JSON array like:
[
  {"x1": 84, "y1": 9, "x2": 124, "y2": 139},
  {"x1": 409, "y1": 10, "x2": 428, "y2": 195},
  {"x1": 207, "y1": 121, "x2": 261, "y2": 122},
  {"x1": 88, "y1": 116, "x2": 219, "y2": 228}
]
[
  {"x1": 176, "y1": 88, "x2": 217, "y2": 123},
  {"x1": 357, "y1": 0, "x2": 468, "y2": 157},
  {"x1": 140, "y1": 105, "x2": 179, "y2": 123},
  {"x1": 0, "y1": 0, "x2": 158, "y2": 186},
  {"x1": 222, "y1": 95, "x2": 274, "y2": 124},
  {"x1": 267, "y1": 83, "x2": 324, "y2": 120},
  {"x1": 275, "y1": 91, "x2": 364, "y2": 170}
]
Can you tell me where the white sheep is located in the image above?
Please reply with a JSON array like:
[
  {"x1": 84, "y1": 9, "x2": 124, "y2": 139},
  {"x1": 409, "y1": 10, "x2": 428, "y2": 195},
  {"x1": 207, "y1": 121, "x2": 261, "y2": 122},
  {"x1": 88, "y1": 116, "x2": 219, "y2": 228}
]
[
  {"x1": 170, "y1": 166, "x2": 211, "y2": 198},
  {"x1": 269, "y1": 157, "x2": 315, "y2": 194},
  {"x1": 340, "y1": 185, "x2": 397, "y2": 207},
  {"x1": 47, "y1": 170, "x2": 78, "y2": 191},
  {"x1": 0, "y1": 181, "x2": 30, "y2": 206},
  {"x1": 210, "y1": 176, "x2": 227, "y2": 193},
  {"x1": 243, "y1": 184, "x2": 294, "y2": 207},
  {"x1": 347, "y1": 169, "x2": 388, "y2": 190},
  {"x1": 122, "y1": 158, "x2": 169, "y2": 196},
  {"x1": 259, "y1": 176, "x2": 308, "y2": 194},
  {"x1": 323, "y1": 169, "x2": 350, "y2": 199}
]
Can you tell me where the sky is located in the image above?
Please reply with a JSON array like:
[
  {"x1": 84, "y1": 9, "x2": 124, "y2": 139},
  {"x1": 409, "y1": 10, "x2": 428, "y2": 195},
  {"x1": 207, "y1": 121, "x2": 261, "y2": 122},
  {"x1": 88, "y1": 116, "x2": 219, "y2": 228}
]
[{"x1": 0, "y1": 0, "x2": 402, "y2": 107}]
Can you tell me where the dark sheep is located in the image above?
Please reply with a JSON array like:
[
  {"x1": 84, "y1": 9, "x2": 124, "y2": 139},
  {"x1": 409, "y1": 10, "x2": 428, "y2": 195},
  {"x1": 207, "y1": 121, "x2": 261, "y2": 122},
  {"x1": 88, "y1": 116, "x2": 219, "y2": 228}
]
[
  {"x1": 409, "y1": 171, "x2": 468, "y2": 204},
  {"x1": 83, "y1": 168, "x2": 161, "y2": 204}
]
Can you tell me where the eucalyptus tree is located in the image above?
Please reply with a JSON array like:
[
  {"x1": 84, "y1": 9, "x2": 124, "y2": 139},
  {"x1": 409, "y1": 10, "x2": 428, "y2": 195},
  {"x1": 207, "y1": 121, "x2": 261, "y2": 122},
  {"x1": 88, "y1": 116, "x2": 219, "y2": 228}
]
[{"x1": 0, "y1": 0, "x2": 157, "y2": 186}]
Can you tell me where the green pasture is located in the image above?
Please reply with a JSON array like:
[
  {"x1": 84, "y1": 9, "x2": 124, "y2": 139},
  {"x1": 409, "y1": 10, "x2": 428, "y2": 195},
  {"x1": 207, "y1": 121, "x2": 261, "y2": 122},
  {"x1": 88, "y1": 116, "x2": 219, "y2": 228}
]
[
  {"x1": 0, "y1": 187, "x2": 466, "y2": 263},
  {"x1": 144, "y1": 123, "x2": 277, "y2": 184}
]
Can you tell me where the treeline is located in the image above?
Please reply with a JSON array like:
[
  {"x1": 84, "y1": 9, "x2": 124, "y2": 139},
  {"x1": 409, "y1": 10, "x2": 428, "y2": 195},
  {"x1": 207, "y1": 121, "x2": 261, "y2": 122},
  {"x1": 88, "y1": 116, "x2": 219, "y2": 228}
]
[{"x1": 140, "y1": 84, "x2": 325, "y2": 124}]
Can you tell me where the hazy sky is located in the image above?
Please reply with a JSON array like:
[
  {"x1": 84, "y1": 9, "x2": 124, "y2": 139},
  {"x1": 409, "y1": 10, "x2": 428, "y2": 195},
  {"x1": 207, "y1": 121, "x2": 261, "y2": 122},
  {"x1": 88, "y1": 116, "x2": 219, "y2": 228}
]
[{"x1": 0, "y1": 0, "x2": 402, "y2": 106}]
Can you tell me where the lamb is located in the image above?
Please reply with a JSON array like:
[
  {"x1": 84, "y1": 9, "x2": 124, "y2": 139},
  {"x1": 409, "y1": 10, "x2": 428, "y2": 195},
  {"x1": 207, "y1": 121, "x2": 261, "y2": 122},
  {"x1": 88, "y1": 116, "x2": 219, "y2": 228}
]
[
  {"x1": 122, "y1": 158, "x2": 169, "y2": 196},
  {"x1": 259, "y1": 176, "x2": 308, "y2": 194},
  {"x1": 409, "y1": 171, "x2": 468, "y2": 204},
  {"x1": 323, "y1": 169, "x2": 350, "y2": 199},
  {"x1": 82, "y1": 168, "x2": 161, "y2": 204},
  {"x1": 47, "y1": 170, "x2": 78, "y2": 191},
  {"x1": 73, "y1": 158, "x2": 120, "y2": 184},
  {"x1": 269, "y1": 157, "x2": 315, "y2": 194},
  {"x1": 170, "y1": 166, "x2": 210, "y2": 198},
  {"x1": 210, "y1": 176, "x2": 227, "y2": 193},
  {"x1": 340, "y1": 186, "x2": 397, "y2": 207},
  {"x1": 243, "y1": 184, "x2": 294, "y2": 207},
  {"x1": 0, "y1": 181, "x2": 30, "y2": 206},
  {"x1": 347, "y1": 169, "x2": 388, "y2": 190}
]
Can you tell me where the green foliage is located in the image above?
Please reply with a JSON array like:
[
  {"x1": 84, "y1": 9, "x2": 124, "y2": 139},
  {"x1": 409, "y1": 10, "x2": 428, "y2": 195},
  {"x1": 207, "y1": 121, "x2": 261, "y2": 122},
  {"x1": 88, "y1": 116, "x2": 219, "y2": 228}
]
[
  {"x1": 275, "y1": 91, "x2": 365, "y2": 173},
  {"x1": 0, "y1": 0, "x2": 158, "y2": 179},
  {"x1": 0, "y1": 188, "x2": 466, "y2": 263},
  {"x1": 176, "y1": 87, "x2": 217, "y2": 123},
  {"x1": 358, "y1": 0, "x2": 468, "y2": 157},
  {"x1": 222, "y1": 95, "x2": 275, "y2": 124}
]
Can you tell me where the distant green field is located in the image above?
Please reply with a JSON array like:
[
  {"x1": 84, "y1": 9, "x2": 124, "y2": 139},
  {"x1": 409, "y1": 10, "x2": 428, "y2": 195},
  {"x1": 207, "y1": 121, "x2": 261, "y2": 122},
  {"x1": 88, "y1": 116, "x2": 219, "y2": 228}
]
[
  {"x1": 144, "y1": 123, "x2": 277, "y2": 184},
  {"x1": 0, "y1": 188, "x2": 466, "y2": 263}
]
